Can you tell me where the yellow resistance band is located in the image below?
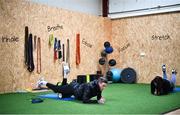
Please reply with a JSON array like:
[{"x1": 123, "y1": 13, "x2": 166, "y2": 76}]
[{"x1": 49, "y1": 34, "x2": 54, "y2": 46}]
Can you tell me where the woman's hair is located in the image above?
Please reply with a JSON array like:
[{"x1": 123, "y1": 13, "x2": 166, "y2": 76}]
[
  {"x1": 153, "y1": 76, "x2": 163, "y2": 94},
  {"x1": 98, "y1": 77, "x2": 108, "y2": 84}
]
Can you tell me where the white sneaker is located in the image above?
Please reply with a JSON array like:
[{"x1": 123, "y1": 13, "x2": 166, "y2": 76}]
[
  {"x1": 162, "y1": 64, "x2": 166, "y2": 72},
  {"x1": 71, "y1": 95, "x2": 75, "y2": 98},
  {"x1": 36, "y1": 77, "x2": 47, "y2": 88},
  {"x1": 58, "y1": 93, "x2": 62, "y2": 98}
]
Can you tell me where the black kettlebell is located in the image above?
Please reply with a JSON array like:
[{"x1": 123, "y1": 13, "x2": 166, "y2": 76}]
[
  {"x1": 99, "y1": 57, "x2": 106, "y2": 65},
  {"x1": 104, "y1": 41, "x2": 110, "y2": 48},
  {"x1": 109, "y1": 59, "x2": 116, "y2": 66}
]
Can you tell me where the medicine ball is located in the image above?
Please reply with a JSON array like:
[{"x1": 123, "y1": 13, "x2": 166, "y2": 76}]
[
  {"x1": 109, "y1": 59, "x2": 116, "y2": 66},
  {"x1": 99, "y1": 57, "x2": 106, "y2": 65},
  {"x1": 110, "y1": 68, "x2": 122, "y2": 82},
  {"x1": 105, "y1": 46, "x2": 113, "y2": 54},
  {"x1": 104, "y1": 41, "x2": 110, "y2": 48}
]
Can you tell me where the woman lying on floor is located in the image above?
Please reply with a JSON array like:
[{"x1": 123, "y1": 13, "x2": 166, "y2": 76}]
[
  {"x1": 151, "y1": 64, "x2": 177, "y2": 95},
  {"x1": 37, "y1": 77, "x2": 107, "y2": 104}
]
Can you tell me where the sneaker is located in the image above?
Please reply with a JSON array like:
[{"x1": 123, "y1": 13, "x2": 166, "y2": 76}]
[
  {"x1": 71, "y1": 95, "x2": 75, "y2": 98},
  {"x1": 172, "y1": 69, "x2": 177, "y2": 75},
  {"x1": 162, "y1": 64, "x2": 166, "y2": 72},
  {"x1": 36, "y1": 77, "x2": 45, "y2": 88},
  {"x1": 58, "y1": 93, "x2": 62, "y2": 98}
]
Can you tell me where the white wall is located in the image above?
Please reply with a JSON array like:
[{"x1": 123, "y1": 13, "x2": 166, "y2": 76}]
[
  {"x1": 28, "y1": 0, "x2": 102, "y2": 16},
  {"x1": 109, "y1": 0, "x2": 180, "y2": 19}
]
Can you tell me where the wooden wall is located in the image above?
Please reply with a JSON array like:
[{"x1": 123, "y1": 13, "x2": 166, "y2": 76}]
[
  {"x1": 0, "y1": 0, "x2": 111, "y2": 93},
  {"x1": 111, "y1": 13, "x2": 180, "y2": 85}
]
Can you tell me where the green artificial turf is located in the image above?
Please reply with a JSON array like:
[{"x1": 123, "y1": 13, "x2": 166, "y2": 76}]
[{"x1": 0, "y1": 84, "x2": 180, "y2": 114}]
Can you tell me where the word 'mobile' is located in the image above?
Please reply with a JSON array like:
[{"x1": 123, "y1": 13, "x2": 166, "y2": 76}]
[{"x1": 1, "y1": 36, "x2": 19, "y2": 42}]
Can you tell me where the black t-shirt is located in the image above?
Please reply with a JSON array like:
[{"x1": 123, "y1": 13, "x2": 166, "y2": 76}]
[{"x1": 70, "y1": 80, "x2": 102, "y2": 103}]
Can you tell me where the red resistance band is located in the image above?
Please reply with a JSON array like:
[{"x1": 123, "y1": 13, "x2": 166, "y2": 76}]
[
  {"x1": 76, "y1": 33, "x2": 80, "y2": 65},
  {"x1": 54, "y1": 50, "x2": 58, "y2": 60},
  {"x1": 54, "y1": 38, "x2": 58, "y2": 61}
]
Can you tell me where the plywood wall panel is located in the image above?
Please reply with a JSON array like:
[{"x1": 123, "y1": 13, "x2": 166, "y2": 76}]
[
  {"x1": 0, "y1": 0, "x2": 111, "y2": 93},
  {"x1": 112, "y1": 13, "x2": 180, "y2": 85}
]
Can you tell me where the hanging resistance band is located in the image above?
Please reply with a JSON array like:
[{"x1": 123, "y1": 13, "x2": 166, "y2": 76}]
[
  {"x1": 27, "y1": 33, "x2": 35, "y2": 72},
  {"x1": 76, "y1": 33, "x2": 80, "y2": 65},
  {"x1": 34, "y1": 35, "x2": 37, "y2": 50},
  {"x1": 58, "y1": 40, "x2": 62, "y2": 59},
  {"x1": 66, "y1": 39, "x2": 70, "y2": 68},
  {"x1": 62, "y1": 44, "x2": 65, "y2": 61},
  {"x1": 62, "y1": 44, "x2": 65, "y2": 77},
  {"x1": 54, "y1": 38, "x2": 58, "y2": 60},
  {"x1": 24, "y1": 26, "x2": 29, "y2": 65},
  {"x1": 49, "y1": 34, "x2": 54, "y2": 46},
  {"x1": 37, "y1": 37, "x2": 41, "y2": 74}
]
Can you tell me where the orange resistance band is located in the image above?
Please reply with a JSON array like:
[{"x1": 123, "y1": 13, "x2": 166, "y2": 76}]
[{"x1": 76, "y1": 33, "x2": 80, "y2": 65}]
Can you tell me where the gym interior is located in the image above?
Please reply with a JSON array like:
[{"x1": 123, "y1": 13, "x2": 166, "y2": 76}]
[{"x1": 0, "y1": 0, "x2": 180, "y2": 114}]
